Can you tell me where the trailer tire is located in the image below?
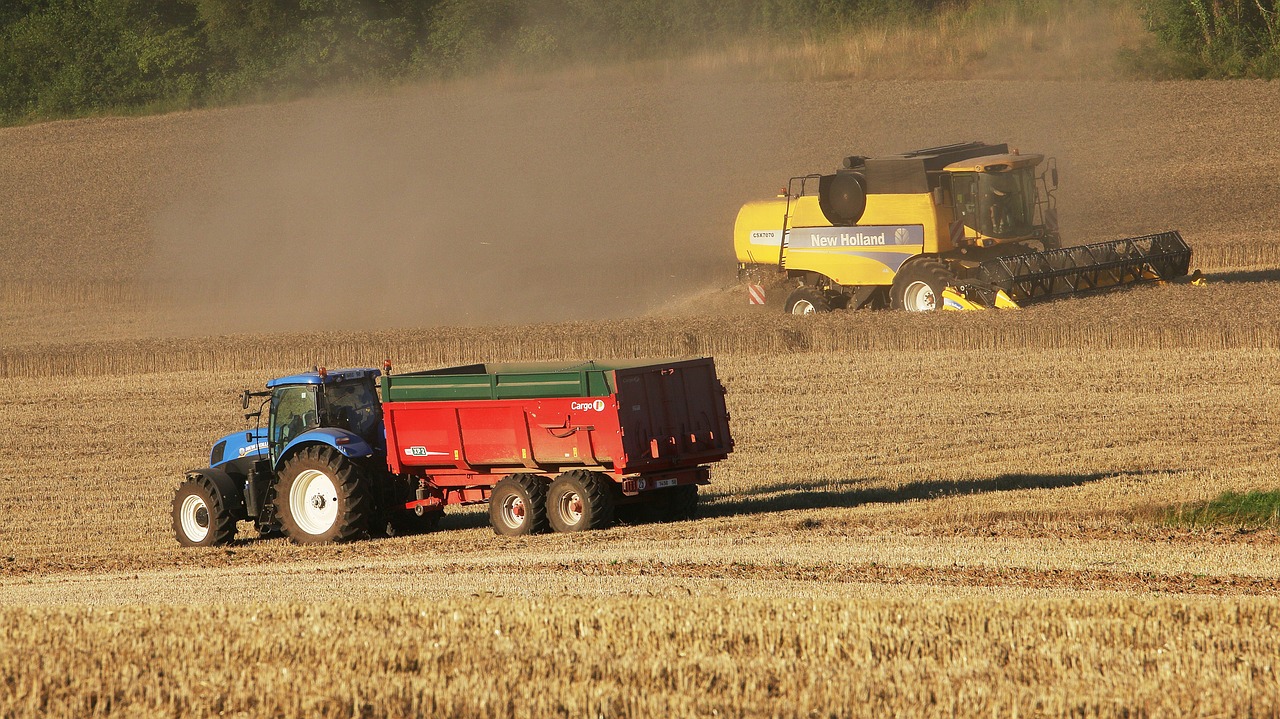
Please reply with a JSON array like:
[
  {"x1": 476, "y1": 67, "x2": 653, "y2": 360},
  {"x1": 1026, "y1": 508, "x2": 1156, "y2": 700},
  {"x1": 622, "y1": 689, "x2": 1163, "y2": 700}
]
[
  {"x1": 548, "y1": 470, "x2": 616, "y2": 533},
  {"x1": 654, "y1": 485, "x2": 699, "y2": 522},
  {"x1": 784, "y1": 287, "x2": 831, "y2": 315},
  {"x1": 891, "y1": 259, "x2": 954, "y2": 312},
  {"x1": 490, "y1": 474, "x2": 550, "y2": 536},
  {"x1": 274, "y1": 446, "x2": 371, "y2": 544},
  {"x1": 171, "y1": 474, "x2": 238, "y2": 547}
]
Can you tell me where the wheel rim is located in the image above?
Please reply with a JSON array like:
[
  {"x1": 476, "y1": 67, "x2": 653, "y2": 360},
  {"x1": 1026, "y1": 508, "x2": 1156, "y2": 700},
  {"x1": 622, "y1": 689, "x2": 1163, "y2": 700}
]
[
  {"x1": 558, "y1": 490, "x2": 584, "y2": 526},
  {"x1": 902, "y1": 281, "x2": 937, "y2": 311},
  {"x1": 290, "y1": 469, "x2": 339, "y2": 535},
  {"x1": 179, "y1": 494, "x2": 210, "y2": 543},
  {"x1": 791, "y1": 299, "x2": 815, "y2": 315},
  {"x1": 501, "y1": 494, "x2": 527, "y2": 529}
]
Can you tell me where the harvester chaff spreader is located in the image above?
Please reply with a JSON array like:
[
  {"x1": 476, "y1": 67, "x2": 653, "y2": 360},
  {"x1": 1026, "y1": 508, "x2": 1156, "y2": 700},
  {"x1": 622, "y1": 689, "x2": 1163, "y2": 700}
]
[{"x1": 734, "y1": 141, "x2": 1193, "y2": 313}]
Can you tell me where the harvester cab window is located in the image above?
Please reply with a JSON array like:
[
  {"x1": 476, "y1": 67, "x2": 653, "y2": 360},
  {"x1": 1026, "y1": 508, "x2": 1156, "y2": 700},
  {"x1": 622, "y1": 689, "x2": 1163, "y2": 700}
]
[
  {"x1": 977, "y1": 169, "x2": 1035, "y2": 239},
  {"x1": 323, "y1": 379, "x2": 381, "y2": 440},
  {"x1": 269, "y1": 385, "x2": 318, "y2": 458}
]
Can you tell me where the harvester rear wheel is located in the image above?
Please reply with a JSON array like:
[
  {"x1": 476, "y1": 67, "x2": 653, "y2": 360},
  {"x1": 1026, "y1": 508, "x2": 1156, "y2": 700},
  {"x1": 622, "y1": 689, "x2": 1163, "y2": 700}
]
[
  {"x1": 171, "y1": 475, "x2": 238, "y2": 547},
  {"x1": 274, "y1": 446, "x2": 372, "y2": 545},
  {"x1": 891, "y1": 260, "x2": 954, "y2": 312},
  {"x1": 784, "y1": 287, "x2": 831, "y2": 315},
  {"x1": 489, "y1": 474, "x2": 550, "y2": 536},
  {"x1": 547, "y1": 470, "x2": 616, "y2": 533}
]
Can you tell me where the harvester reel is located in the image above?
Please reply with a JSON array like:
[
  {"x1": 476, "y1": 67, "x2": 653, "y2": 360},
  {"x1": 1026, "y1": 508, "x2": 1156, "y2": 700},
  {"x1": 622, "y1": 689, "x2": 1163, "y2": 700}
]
[{"x1": 818, "y1": 173, "x2": 866, "y2": 226}]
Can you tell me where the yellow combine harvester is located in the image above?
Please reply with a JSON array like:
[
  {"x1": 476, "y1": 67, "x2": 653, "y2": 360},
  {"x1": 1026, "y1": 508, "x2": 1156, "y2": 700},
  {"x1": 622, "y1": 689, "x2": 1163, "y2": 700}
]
[{"x1": 734, "y1": 141, "x2": 1192, "y2": 313}]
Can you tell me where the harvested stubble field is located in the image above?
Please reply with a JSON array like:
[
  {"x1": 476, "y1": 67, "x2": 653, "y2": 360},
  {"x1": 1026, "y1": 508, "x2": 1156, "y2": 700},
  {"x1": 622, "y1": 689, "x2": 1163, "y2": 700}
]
[{"x1": 3, "y1": 74, "x2": 1280, "y2": 717}]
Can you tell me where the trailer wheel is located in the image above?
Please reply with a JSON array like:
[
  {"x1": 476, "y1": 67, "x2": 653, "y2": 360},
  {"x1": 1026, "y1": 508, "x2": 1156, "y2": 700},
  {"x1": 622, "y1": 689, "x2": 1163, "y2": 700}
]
[
  {"x1": 489, "y1": 474, "x2": 549, "y2": 536},
  {"x1": 654, "y1": 485, "x2": 699, "y2": 522},
  {"x1": 548, "y1": 470, "x2": 616, "y2": 533},
  {"x1": 784, "y1": 287, "x2": 831, "y2": 315},
  {"x1": 171, "y1": 475, "x2": 237, "y2": 547},
  {"x1": 274, "y1": 446, "x2": 371, "y2": 544},
  {"x1": 891, "y1": 260, "x2": 954, "y2": 312}
]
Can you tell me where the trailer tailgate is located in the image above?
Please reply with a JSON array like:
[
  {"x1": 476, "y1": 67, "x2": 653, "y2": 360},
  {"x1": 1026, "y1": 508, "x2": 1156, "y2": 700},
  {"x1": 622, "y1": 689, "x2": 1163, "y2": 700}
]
[{"x1": 613, "y1": 357, "x2": 732, "y2": 473}]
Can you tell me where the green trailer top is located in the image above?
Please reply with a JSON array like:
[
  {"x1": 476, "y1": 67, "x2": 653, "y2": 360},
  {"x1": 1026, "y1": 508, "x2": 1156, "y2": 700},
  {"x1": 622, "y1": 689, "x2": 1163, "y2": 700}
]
[{"x1": 380, "y1": 359, "x2": 685, "y2": 402}]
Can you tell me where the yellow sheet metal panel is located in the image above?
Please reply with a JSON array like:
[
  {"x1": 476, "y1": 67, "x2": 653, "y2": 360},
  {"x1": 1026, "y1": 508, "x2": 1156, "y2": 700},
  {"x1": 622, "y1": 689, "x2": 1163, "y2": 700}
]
[
  {"x1": 733, "y1": 199, "x2": 788, "y2": 265},
  {"x1": 734, "y1": 192, "x2": 951, "y2": 287}
]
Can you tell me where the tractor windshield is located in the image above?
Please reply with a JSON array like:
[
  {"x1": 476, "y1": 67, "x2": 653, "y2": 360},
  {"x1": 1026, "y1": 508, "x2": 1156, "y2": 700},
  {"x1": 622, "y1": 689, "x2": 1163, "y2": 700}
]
[
  {"x1": 953, "y1": 168, "x2": 1038, "y2": 240},
  {"x1": 322, "y1": 379, "x2": 381, "y2": 440},
  {"x1": 270, "y1": 385, "x2": 318, "y2": 458}
]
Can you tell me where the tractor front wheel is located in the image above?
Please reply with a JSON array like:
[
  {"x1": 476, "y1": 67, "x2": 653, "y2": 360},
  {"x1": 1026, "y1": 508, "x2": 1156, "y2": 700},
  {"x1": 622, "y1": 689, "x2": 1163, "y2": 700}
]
[
  {"x1": 547, "y1": 470, "x2": 616, "y2": 533},
  {"x1": 274, "y1": 446, "x2": 372, "y2": 544},
  {"x1": 171, "y1": 475, "x2": 237, "y2": 547}
]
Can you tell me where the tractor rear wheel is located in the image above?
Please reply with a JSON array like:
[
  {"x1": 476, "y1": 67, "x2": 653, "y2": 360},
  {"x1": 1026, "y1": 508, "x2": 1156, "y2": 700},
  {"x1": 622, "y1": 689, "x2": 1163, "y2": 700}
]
[
  {"x1": 784, "y1": 287, "x2": 832, "y2": 315},
  {"x1": 891, "y1": 260, "x2": 955, "y2": 312},
  {"x1": 171, "y1": 475, "x2": 238, "y2": 547},
  {"x1": 274, "y1": 446, "x2": 372, "y2": 544},
  {"x1": 489, "y1": 474, "x2": 549, "y2": 536},
  {"x1": 547, "y1": 470, "x2": 616, "y2": 533}
]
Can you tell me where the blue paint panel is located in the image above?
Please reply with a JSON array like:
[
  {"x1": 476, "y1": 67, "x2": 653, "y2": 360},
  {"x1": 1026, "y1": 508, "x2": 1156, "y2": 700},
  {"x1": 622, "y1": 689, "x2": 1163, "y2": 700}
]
[
  {"x1": 276, "y1": 428, "x2": 375, "y2": 469},
  {"x1": 788, "y1": 225, "x2": 925, "y2": 249},
  {"x1": 787, "y1": 248, "x2": 916, "y2": 272},
  {"x1": 266, "y1": 367, "x2": 382, "y2": 388},
  {"x1": 212, "y1": 428, "x2": 269, "y2": 467}
]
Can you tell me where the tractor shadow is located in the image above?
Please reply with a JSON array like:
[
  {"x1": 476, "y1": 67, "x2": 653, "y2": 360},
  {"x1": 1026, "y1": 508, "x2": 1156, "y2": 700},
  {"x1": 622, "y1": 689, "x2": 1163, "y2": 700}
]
[{"x1": 700, "y1": 470, "x2": 1156, "y2": 520}]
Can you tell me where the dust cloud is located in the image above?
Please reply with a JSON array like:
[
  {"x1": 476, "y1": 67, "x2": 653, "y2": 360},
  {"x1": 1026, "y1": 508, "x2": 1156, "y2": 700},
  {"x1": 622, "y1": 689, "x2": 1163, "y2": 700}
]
[
  {"x1": 149, "y1": 79, "x2": 791, "y2": 333},
  {"x1": 142, "y1": 72, "x2": 1279, "y2": 336}
]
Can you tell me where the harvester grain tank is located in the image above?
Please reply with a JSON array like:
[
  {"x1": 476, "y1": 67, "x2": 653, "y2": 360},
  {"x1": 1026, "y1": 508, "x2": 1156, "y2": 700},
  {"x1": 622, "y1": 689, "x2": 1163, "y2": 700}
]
[
  {"x1": 171, "y1": 358, "x2": 733, "y2": 546},
  {"x1": 734, "y1": 141, "x2": 1192, "y2": 313}
]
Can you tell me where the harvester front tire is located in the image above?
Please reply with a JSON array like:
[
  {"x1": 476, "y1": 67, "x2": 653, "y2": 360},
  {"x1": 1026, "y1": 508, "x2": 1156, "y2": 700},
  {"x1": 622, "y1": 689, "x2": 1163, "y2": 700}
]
[
  {"x1": 489, "y1": 474, "x2": 550, "y2": 536},
  {"x1": 547, "y1": 470, "x2": 616, "y2": 533},
  {"x1": 784, "y1": 287, "x2": 831, "y2": 315},
  {"x1": 891, "y1": 260, "x2": 954, "y2": 312},
  {"x1": 171, "y1": 475, "x2": 238, "y2": 547},
  {"x1": 274, "y1": 446, "x2": 372, "y2": 545}
]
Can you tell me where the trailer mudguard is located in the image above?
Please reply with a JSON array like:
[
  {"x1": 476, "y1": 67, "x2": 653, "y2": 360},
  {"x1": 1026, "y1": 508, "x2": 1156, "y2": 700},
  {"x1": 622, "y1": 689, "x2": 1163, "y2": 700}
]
[
  {"x1": 274, "y1": 427, "x2": 374, "y2": 470},
  {"x1": 185, "y1": 466, "x2": 248, "y2": 521}
]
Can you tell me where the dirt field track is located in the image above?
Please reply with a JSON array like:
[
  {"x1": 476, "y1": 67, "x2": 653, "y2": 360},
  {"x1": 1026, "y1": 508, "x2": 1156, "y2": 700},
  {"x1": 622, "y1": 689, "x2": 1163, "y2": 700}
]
[{"x1": 3, "y1": 76, "x2": 1280, "y2": 717}]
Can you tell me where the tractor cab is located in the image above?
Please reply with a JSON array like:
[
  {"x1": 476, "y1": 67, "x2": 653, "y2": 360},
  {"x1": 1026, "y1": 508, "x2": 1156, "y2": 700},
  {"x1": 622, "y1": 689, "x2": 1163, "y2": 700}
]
[
  {"x1": 944, "y1": 153, "x2": 1056, "y2": 243},
  {"x1": 264, "y1": 367, "x2": 383, "y2": 463}
]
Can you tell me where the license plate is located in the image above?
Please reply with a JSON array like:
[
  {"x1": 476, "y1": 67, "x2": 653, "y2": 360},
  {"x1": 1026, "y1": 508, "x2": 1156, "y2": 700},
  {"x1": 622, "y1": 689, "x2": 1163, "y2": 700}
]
[{"x1": 655, "y1": 479, "x2": 677, "y2": 489}]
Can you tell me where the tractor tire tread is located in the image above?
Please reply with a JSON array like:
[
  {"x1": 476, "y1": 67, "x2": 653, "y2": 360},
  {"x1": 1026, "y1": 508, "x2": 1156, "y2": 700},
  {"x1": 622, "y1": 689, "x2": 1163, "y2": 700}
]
[
  {"x1": 171, "y1": 474, "x2": 238, "y2": 547},
  {"x1": 274, "y1": 445, "x2": 372, "y2": 545}
]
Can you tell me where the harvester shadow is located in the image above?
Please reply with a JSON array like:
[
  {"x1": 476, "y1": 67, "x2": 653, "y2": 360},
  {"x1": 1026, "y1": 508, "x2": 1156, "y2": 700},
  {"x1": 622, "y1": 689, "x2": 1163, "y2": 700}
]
[
  {"x1": 701, "y1": 470, "x2": 1157, "y2": 519},
  {"x1": 1204, "y1": 268, "x2": 1280, "y2": 284}
]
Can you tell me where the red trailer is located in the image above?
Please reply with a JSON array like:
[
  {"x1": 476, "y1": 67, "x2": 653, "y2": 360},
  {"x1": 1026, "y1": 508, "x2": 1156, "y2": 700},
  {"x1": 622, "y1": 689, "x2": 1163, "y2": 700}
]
[{"x1": 380, "y1": 357, "x2": 733, "y2": 535}]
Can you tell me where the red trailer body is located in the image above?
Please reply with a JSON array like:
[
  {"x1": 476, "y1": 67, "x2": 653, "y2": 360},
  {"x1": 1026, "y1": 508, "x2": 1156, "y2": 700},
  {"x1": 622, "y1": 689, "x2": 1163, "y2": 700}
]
[{"x1": 381, "y1": 357, "x2": 733, "y2": 510}]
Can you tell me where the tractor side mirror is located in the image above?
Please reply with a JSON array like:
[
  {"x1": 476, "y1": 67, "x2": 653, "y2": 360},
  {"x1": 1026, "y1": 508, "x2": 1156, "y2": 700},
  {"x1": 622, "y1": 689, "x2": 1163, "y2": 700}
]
[
  {"x1": 932, "y1": 187, "x2": 945, "y2": 206},
  {"x1": 1050, "y1": 168, "x2": 1058, "y2": 188},
  {"x1": 241, "y1": 390, "x2": 250, "y2": 410}
]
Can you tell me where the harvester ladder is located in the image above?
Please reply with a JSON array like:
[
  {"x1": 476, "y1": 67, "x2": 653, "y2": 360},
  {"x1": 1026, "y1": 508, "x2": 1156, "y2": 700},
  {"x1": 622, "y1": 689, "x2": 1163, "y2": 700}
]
[{"x1": 779, "y1": 174, "x2": 822, "y2": 271}]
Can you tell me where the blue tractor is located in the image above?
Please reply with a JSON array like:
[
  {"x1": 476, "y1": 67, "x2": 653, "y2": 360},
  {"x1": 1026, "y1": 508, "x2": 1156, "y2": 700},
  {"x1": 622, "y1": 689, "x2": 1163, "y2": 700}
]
[{"x1": 170, "y1": 366, "x2": 437, "y2": 546}]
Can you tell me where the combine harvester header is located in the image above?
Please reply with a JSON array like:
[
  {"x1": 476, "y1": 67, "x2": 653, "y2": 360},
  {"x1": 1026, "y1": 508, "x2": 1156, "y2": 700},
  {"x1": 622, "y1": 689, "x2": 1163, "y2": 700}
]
[{"x1": 733, "y1": 141, "x2": 1193, "y2": 313}]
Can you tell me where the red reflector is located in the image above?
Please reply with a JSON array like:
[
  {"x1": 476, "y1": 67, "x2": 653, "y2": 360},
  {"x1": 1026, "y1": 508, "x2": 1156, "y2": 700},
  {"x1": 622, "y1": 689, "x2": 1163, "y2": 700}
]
[
  {"x1": 335, "y1": 437, "x2": 350, "y2": 445},
  {"x1": 650, "y1": 438, "x2": 660, "y2": 458}
]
